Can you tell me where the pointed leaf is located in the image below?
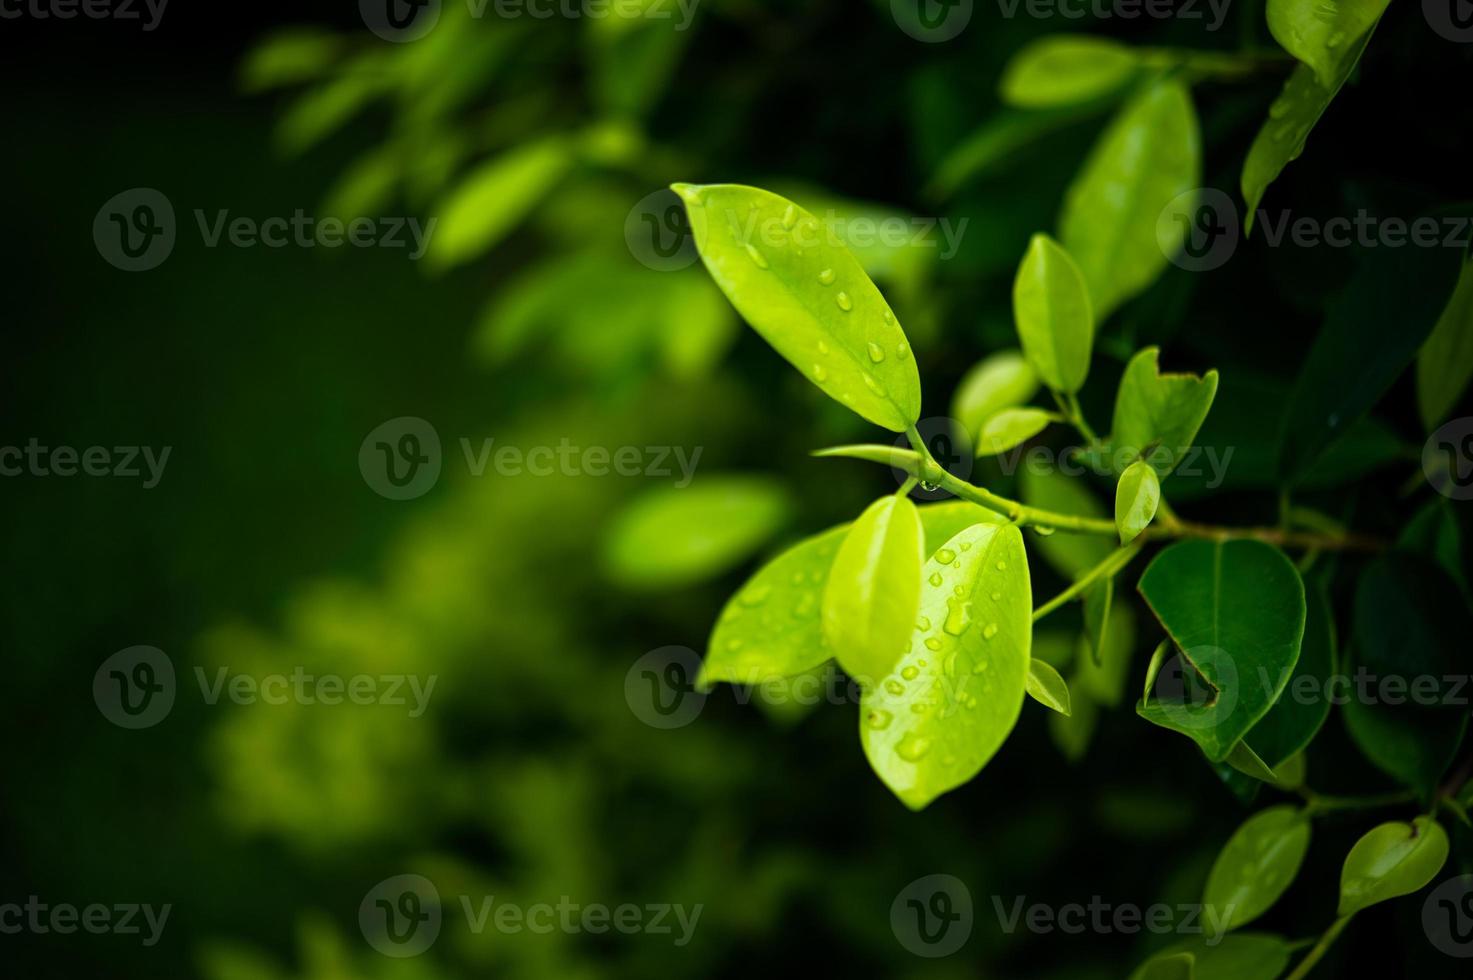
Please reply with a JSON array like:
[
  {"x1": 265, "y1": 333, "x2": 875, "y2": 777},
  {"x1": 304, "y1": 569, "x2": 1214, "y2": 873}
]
[
  {"x1": 1338, "y1": 817, "x2": 1450, "y2": 916},
  {"x1": 1115, "y1": 461, "x2": 1161, "y2": 544},
  {"x1": 1013, "y1": 233, "x2": 1094, "y2": 393},
  {"x1": 1000, "y1": 35, "x2": 1142, "y2": 108},
  {"x1": 1204, "y1": 805, "x2": 1312, "y2": 933},
  {"x1": 673, "y1": 183, "x2": 922, "y2": 431},
  {"x1": 1027, "y1": 658, "x2": 1073, "y2": 716},
  {"x1": 1082, "y1": 576, "x2": 1113, "y2": 668},
  {"x1": 977, "y1": 407, "x2": 1055, "y2": 456},
  {"x1": 1238, "y1": 582, "x2": 1335, "y2": 768},
  {"x1": 860, "y1": 524, "x2": 1031, "y2": 809},
  {"x1": 1111, "y1": 346, "x2": 1220, "y2": 477},
  {"x1": 823, "y1": 496, "x2": 925, "y2": 684},
  {"x1": 1130, "y1": 952, "x2": 1194, "y2": 980},
  {"x1": 1267, "y1": 0, "x2": 1389, "y2": 89},
  {"x1": 429, "y1": 137, "x2": 574, "y2": 268},
  {"x1": 1223, "y1": 740, "x2": 1280, "y2": 784}
]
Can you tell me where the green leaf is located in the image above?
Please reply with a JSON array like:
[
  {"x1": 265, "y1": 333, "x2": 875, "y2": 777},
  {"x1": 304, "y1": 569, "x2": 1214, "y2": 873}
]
[
  {"x1": 1115, "y1": 461, "x2": 1161, "y2": 544},
  {"x1": 1136, "y1": 540, "x2": 1306, "y2": 761},
  {"x1": 1019, "y1": 466, "x2": 1114, "y2": 579},
  {"x1": 1129, "y1": 934, "x2": 1290, "y2": 980},
  {"x1": 1277, "y1": 245, "x2": 1465, "y2": 481},
  {"x1": 603, "y1": 476, "x2": 792, "y2": 590},
  {"x1": 1111, "y1": 347, "x2": 1220, "y2": 477},
  {"x1": 812, "y1": 444, "x2": 927, "y2": 476},
  {"x1": 1060, "y1": 80, "x2": 1202, "y2": 319},
  {"x1": 1026, "y1": 659, "x2": 1072, "y2": 716},
  {"x1": 429, "y1": 137, "x2": 574, "y2": 269},
  {"x1": 673, "y1": 183, "x2": 922, "y2": 432},
  {"x1": 1417, "y1": 258, "x2": 1473, "y2": 430},
  {"x1": 1081, "y1": 576, "x2": 1113, "y2": 668},
  {"x1": 1223, "y1": 739, "x2": 1279, "y2": 784},
  {"x1": 699, "y1": 524, "x2": 846, "y2": 689},
  {"x1": 918, "y1": 501, "x2": 1007, "y2": 554},
  {"x1": 1130, "y1": 952, "x2": 1194, "y2": 980},
  {"x1": 999, "y1": 35, "x2": 1141, "y2": 108},
  {"x1": 274, "y1": 56, "x2": 386, "y2": 155},
  {"x1": 1241, "y1": 24, "x2": 1380, "y2": 223},
  {"x1": 860, "y1": 523, "x2": 1031, "y2": 809},
  {"x1": 823, "y1": 496, "x2": 925, "y2": 684},
  {"x1": 1343, "y1": 552, "x2": 1473, "y2": 797},
  {"x1": 1204, "y1": 805, "x2": 1312, "y2": 932},
  {"x1": 1398, "y1": 499, "x2": 1465, "y2": 588},
  {"x1": 952, "y1": 350, "x2": 1040, "y2": 441},
  {"x1": 976, "y1": 407, "x2": 1056, "y2": 456},
  {"x1": 1338, "y1": 817, "x2": 1450, "y2": 916},
  {"x1": 240, "y1": 29, "x2": 344, "y2": 92},
  {"x1": 1078, "y1": 595, "x2": 1136, "y2": 707},
  {"x1": 1267, "y1": 0, "x2": 1389, "y2": 90},
  {"x1": 1013, "y1": 233, "x2": 1094, "y2": 393},
  {"x1": 1238, "y1": 582, "x2": 1336, "y2": 769}
]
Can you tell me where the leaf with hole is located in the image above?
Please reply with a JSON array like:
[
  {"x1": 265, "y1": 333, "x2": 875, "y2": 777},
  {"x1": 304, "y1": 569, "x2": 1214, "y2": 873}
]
[
  {"x1": 1111, "y1": 347, "x2": 1219, "y2": 477},
  {"x1": 1338, "y1": 817, "x2": 1449, "y2": 916}
]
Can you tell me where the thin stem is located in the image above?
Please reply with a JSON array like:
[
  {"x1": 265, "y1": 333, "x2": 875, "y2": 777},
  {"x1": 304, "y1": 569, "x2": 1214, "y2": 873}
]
[
  {"x1": 1033, "y1": 543, "x2": 1142, "y2": 621},
  {"x1": 1299, "y1": 789, "x2": 1415, "y2": 814},
  {"x1": 1283, "y1": 915, "x2": 1352, "y2": 980}
]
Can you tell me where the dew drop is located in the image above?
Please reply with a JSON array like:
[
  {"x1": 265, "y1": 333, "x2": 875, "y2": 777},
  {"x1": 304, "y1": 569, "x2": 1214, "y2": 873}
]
[
  {"x1": 861, "y1": 373, "x2": 885, "y2": 395},
  {"x1": 896, "y1": 733, "x2": 932, "y2": 761},
  {"x1": 924, "y1": 637, "x2": 943, "y2": 652},
  {"x1": 835, "y1": 291, "x2": 853, "y2": 312},
  {"x1": 867, "y1": 341, "x2": 886, "y2": 363},
  {"x1": 817, "y1": 268, "x2": 836, "y2": 286},
  {"x1": 865, "y1": 708, "x2": 893, "y2": 730},
  {"x1": 935, "y1": 548, "x2": 956, "y2": 565},
  {"x1": 990, "y1": 591, "x2": 1002, "y2": 602},
  {"x1": 959, "y1": 541, "x2": 971, "y2": 552},
  {"x1": 1034, "y1": 526, "x2": 1056, "y2": 537},
  {"x1": 928, "y1": 571, "x2": 943, "y2": 587},
  {"x1": 743, "y1": 243, "x2": 769, "y2": 269},
  {"x1": 943, "y1": 596, "x2": 972, "y2": 636},
  {"x1": 725, "y1": 638, "x2": 744, "y2": 651},
  {"x1": 885, "y1": 679, "x2": 904, "y2": 696},
  {"x1": 895, "y1": 340, "x2": 909, "y2": 359},
  {"x1": 1268, "y1": 99, "x2": 1290, "y2": 120},
  {"x1": 882, "y1": 309, "x2": 895, "y2": 324},
  {"x1": 901, "y1": 665, "x2": 919, "y2": 681},
  {"x1": 995, "y1": 560, "x2": 1007, "y2": 571},
  {"x1": 916, "y1": 616, "x2": 931, "y2": 631},
  {"x1": 812, "y1": 364, "x2": 828, "y2": 382},
  {"x1": 817, "y1": 340, "x2": 830, "y2": 355},
  {"x1": 739, "y1": 585, "x2": 771, "y2": 606},
  {"x1": 983, "y1": 623, "x2": 999, "y2": 640},
  {"x1": 781, "y1": 204, "x2": 798, "y2": 229}
]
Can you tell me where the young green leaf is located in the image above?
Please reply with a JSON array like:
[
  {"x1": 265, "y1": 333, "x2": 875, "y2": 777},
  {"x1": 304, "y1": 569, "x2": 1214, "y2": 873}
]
[
  {"x1": 1204, "y1": 805, "x2": 1312, "y2": 933},
  {"x1": 1338, "y1": 817, "x2": 1450, "y2": 916},
  {"x1": 1129, "y1": 952, "x2": 1194, "y2": 980},
  {"x1": 1115, "y1": 461, "x2": 1161, "y2": 544},
  {"x1": 952, "y1": 350, "x2": 1040, "y2": 441},
  {"x1": 823, "y1": 496, "x2": 925, "y2": 685},
  {"x1": 1026, "y1": 658, "x2": 1072, "y2": 716},
  {"x1": 860, "y1": 523, "x2": 1031, "y2": 809},
  {"x1": 976, "y1": 407, "x2": 1055, "y2": 456},
  {"x1": 1111, "y1": 347, "x2": 1220, "y2": 477},
  {"x1": 1223, "y1": 740, "x2": 1280, "y2": 784},
  {"x1": 672, "y1": 183, "x2": 922, "y2": 432},
  {"x1": 1128, "y1": 934, "x2": 1290, "y2": 980},
  {"x1": 429, "y1": 136, "x2": 574, "y2": 268},
  {"x1": 1267, "y1": 0, "x2": 1389, "y2": 90},
  {"x1": 1060, "y1": 80, "x2": 1202, "y2": 319},
  {"x1": 1136, "y1": 540, "x2": 1306, "y2": 761},
  {"x1": 1416, "y1": 258, "x2": 1473, "y2": 430},
  {"x1": 699, "y1": 524, "x2": 847, "y2": 689},
  {"x1": 999, "y1": 35, "x2": 1141, "y2": 108},
  {"x1": 1013, "y1": 233, "x2": 1094, "y2": 393},
  {"x1": 1081, "y1": 576, "x2": 1113, "y2": 668},
  {"x1": 603, "y1": 476, "x2": 793, "y2": 590}
]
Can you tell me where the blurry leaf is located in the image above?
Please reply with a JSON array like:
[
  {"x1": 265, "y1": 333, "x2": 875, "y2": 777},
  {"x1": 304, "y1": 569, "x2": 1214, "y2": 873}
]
[
  {"x1": 1060, "y1": 80, "x2": 1201, "y2": 319},
  {"x1": 320, "y1": 146, "x2": 399, "y2": 220},
  {"x1": 823, "y1": 496, "x2": 925, "y2": 684},
  {"x1": 1026, "y1": 658, "x2": 1072, "y2": 715},
  {"x1": 1000, "y1": 35, "x2": 1141, "y2": 108},
  {"x1": 860, "y1": 524, "x2": 1031, "y2": 809},
  {"x1": 1239, "y1": 582, "x2": 1335, "y2": 769},
  {"x1": 1417, "y1": 258, "x2": 1473, "y2": 430},
  {"x1": 675, "y1": 183, "x2": 922, "y2": 431},
  {"x1": 1111, "y1": 346, "x2": 1220, "y2": 477},
  {"x1": 603, "y1": 476, "x2": 793, "y2": 589},
  {"x1": 275, "y1": 57, "x2": 387, "y2": 155},
  {"x1": 1115, "y1": 461, "x2": 1160, "y2": 544},
  {"x1": 1295, "y1": 415, "x2": 1408, "y2": 490},
  {"x1": 1013, "y1": 233, "x2": 1094, "y2": 393},
  {"x1": 1343, "y1": 552, "x2": 1473, "y2": 796},
  {"x1": 240, "y1": 30, "x2": 343, "y2": 92},
  {"x1": 926, "y1": 106, "x2": 1099, "y2": 198},
  {"x1": 1267, "y1": 0, "x2": 1389, "y2": 89},
  {"x1": 1130, "y1": 952, "x2": 1194, "y2": 980},
  {"x1": 1338, "y1": 817, "x2": 1450, "y2": 915},
  {"x1": 952, "y1": 350, "x2": 1040, "y2": 441},
  {"x1": 1049, "y1": 685, "x2": 1099, "y2": 761},
  {"x1": 1136, "y1": 540, "x2": 1306, "y2": 761},
  {"x1": 1241, "y1": 26, "x2": 1379, "y2": 223},
  {"x1": 1019, "y1": 465, "x2": 1114, "y2": 579},
  {"x1": 586, "y1": 15, "x2": 691, "y2": 119},
  {"x1": 1081, "y1": 576, "x2": 1112, "y2": 667},
  {"x1": 700, "y1": 525, "x2": 846, "y2": 688},
  {"x1": 1278, "y1": 244, "x2": 1464, "y2": 482},
  {"x1": 977, "y1": 407, "x2": 1055, "y2": 456},
  {"x1": 429, "y1": 137, "x2": 575, "y2": 268},
  {"x1": 1204, "y1": 805, "x2": 1311, "y2": 932},
  {"x1": 1398, "y1": 499, "x2": 1465, "y2": 587},
  {"x1": 918, "y1": 500, "x2": 1006, "y2": 554},
  {"x1": 1078, "y1": 595, "x2": 1136, "y2": 707},
  {"x1": 1129, "y1": 934, "x2": 1290, "y2": 980}
]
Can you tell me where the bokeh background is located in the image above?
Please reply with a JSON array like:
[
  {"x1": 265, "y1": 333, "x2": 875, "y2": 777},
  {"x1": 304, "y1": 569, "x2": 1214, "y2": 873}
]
[{"x1": 3, "y1": 2, "x2": 1471, "y2": 978}]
